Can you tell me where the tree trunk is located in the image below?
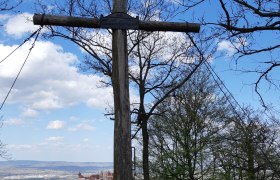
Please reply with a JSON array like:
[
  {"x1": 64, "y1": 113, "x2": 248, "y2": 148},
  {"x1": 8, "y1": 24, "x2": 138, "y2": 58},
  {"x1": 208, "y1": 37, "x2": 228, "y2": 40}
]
[
  {"x1": 142, "y1": 118, "x2": 150, "y2": 180},
  {"x1": 247, "y1": 137, "x2": 255, "y2": 180}
]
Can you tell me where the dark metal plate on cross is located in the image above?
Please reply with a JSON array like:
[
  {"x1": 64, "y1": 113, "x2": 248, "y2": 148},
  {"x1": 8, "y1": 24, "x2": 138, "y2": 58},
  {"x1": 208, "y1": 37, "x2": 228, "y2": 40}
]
[{"x1": 100, "y1": 13, "x2": 139, "y2": 30}]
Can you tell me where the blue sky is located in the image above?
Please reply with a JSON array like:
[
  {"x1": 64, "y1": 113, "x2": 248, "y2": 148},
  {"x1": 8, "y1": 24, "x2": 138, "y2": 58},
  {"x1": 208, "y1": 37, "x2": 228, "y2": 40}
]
[{"x1": 0, "y1": 1, "x2": 279, "y2": 162}]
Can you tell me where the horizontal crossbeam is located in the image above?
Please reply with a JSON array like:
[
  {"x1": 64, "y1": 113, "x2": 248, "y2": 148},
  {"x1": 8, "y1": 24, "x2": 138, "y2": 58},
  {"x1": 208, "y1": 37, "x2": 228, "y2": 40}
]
[{"x1": 33, "y1": 14, "x2": 200, "y2": 33}]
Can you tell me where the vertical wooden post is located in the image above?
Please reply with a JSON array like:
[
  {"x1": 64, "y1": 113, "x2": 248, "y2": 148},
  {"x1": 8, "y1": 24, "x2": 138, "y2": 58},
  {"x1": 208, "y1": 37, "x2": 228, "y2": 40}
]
[{"x1": 112, "y1": 0, "x2": 132, "y2": 179}]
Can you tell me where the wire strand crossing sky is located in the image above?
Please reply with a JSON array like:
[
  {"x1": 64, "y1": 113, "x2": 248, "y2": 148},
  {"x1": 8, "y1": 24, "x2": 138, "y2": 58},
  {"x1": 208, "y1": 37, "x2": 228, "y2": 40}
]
[{"x1": 0, "y1": 27, "x2": 42, "y2": 111}]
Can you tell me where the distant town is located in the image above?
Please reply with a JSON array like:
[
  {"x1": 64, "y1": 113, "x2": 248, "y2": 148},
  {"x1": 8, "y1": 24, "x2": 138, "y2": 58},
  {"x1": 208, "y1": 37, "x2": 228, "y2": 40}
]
[{"x1": 78, "y1": 171, "x2": 113, "y2": 180}]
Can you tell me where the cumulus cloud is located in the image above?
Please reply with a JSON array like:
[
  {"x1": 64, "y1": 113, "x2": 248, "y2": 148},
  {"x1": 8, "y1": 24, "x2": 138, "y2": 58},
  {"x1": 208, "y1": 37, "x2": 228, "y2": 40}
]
[
  {"x1": 217, "y1": 39, "x2": 247, "y2": 57},
  {"x1": 46, "y1": 120, "x2": 66, "y2": 130},
  {"x1": 21, "y1": 108, "x2": 38, "y2": 117},
  {"x1": 0, "y1": 39, "x2": 113, "y2": 113},
  {"x1": 68, "y1": 121, "x2": 96, "y2": 132},
  {"x1": 128, "y1": 31, "x2": 189, "y2": 62},
  {"x1": 217, "y1": 40, "x2": 236, "y2": 56},
  {"x1": 4, "y1": 12, "x2": 42, "y2": 38}
]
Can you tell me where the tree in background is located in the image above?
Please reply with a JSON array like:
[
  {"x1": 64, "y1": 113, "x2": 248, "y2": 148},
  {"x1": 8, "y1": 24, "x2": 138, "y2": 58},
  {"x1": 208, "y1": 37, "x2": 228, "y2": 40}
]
[
  {"x1": 148, "y1": 67, "x2": 280, "y2": 179},
  {"x1": 216, "y1": 0, "x2": 280, "y2": 108},
  {"x1": 127, "y1": 24, "x2": 209, "y2": 180},
  {"x1": 213, "y1": 109, "x2": 280, "y2": 180},
  {"x1": 148, "y1": 68, "x2": 231, "y2": 179},
  {"x1": 0, "y1": 116, "x2": 8, "y2": 159},
  {"x1": 179, "y1": 0, "x2": 280, "y2": 108}
]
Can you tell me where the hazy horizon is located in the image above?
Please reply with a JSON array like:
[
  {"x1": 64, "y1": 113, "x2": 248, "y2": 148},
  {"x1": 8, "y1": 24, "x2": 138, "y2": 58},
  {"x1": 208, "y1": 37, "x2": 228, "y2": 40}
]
[{"x1": 0, "y1": 160, "x2": 113, "y2": 180}]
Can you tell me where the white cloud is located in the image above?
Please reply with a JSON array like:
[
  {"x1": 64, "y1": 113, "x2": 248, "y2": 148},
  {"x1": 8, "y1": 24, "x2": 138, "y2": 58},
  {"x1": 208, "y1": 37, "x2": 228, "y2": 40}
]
[
  {"x1": 4, "y1": 118, "x2": 25, "y2": 126},
  {"x1": 217, "y1": 40, "x2": 236, "y2": 56},
  {"x1": 0, "y1": 39, "x2": 113, "y2": 113},
  {"x1": 128, "y1": 31, "x2": 189, "y2": 62},
  {"x1": 46, "y1": 136, "x2": 64, "y2": 141},
  {"x1": 4, "y1": 12, "x2": 42, "y2": 38},
  {"x1": 165, "y1": 0, "x2": 181, "y2": 4},
  {"x1": 217, "y1": 39, "x2": 247, "y2": 57},
  {"x1": 21, "y1": 108, "x2": 38, "y2": 117},
  {"x1": 68, "y1": 121, "x2": 96, "y2": 132},
  {"x1": 46, "y1": 120, "x2": 66, "y2": 130},
  {"x1": 32, "y1": 98, "x2": 63, "y2": 110}
]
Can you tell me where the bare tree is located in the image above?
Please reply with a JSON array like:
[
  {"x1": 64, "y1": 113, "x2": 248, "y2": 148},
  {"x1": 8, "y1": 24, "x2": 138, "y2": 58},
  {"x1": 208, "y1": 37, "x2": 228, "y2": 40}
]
[
  {"x1": 0, "y1": 141, "x2": 7, "y2": 159},
  {"x1": 174, "y1": 1, "x2": 280, "y2": 178},
  {"x1": 128, "y1": 30, "x2": 207, "y2": 180},
  {"x1": 214, "y1": 109, "x2": 280, "y2": 180},
  {"x1": 178, "y1": 0, "x2": 280, "y2": 108},
  {"x1": 148, "y1": 73, "x2": 280, "y2": 179},
  {"x1": 0, "y1": 117, "x2": 8, "y2": 159},
  {"x1": 215, "y1": 0, "x2": 280, "y2": 108},
  {"x1": 148, "y1": 68, "x2": 231, "y2": 180},
  {"x1": 0, "y1": 0, "x2": 22, "y2": 11}
]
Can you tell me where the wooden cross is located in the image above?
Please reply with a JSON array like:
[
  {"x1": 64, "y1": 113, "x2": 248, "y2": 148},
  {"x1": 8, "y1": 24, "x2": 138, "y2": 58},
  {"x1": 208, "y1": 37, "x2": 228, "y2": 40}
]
[{"x1": 33, "y1": 1, "x2": 199, "y2": 179}]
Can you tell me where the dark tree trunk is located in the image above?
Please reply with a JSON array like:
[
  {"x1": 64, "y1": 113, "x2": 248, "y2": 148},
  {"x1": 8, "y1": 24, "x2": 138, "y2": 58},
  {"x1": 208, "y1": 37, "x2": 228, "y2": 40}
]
[
  {"x1": 142, "y1": 118, "x2": 150, "y2": 180},
  {"x1": 247, "y1": 138, "x2": 255, "y2": 180}
]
